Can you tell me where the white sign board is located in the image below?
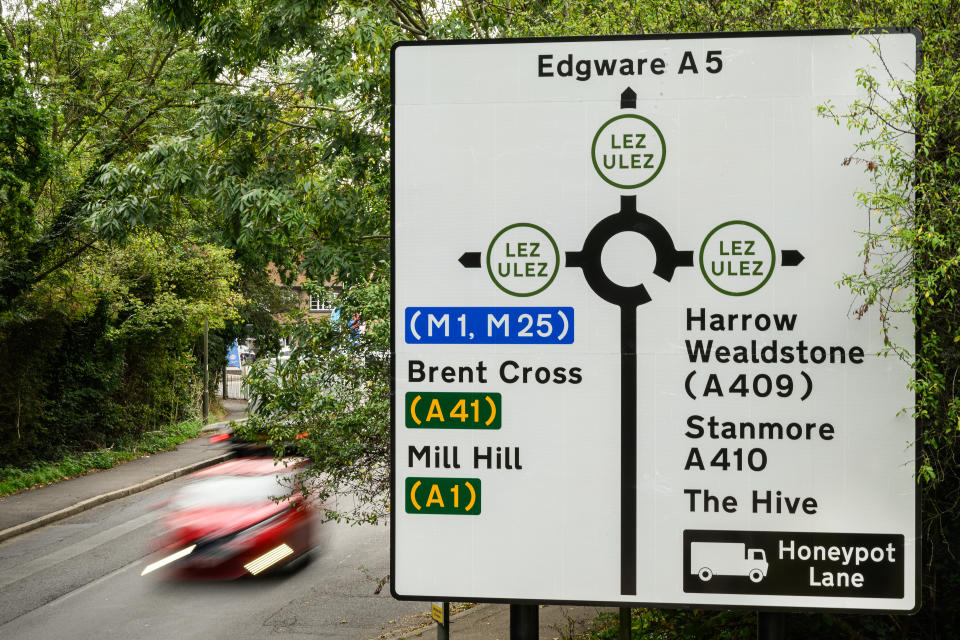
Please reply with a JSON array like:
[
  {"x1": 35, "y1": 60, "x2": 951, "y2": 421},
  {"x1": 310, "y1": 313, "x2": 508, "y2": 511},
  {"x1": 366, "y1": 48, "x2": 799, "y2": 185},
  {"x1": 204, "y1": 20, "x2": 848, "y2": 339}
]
[{"x1": 391, "y1": 30, "x2": 918, "y2": 612}]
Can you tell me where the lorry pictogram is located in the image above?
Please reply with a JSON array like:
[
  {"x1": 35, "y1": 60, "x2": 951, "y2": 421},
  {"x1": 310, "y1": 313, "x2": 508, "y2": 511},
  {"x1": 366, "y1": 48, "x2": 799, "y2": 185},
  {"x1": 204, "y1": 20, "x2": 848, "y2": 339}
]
[{"x1": 691, "y1": 542, "x2": 769, "y2": 583}]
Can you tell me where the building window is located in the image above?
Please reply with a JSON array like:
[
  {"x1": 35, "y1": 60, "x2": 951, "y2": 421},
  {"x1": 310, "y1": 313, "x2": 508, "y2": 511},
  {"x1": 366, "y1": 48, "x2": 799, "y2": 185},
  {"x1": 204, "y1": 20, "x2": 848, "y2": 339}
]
[{"x1": 310, "y1": 292, "x2": 336, "y2": 312}]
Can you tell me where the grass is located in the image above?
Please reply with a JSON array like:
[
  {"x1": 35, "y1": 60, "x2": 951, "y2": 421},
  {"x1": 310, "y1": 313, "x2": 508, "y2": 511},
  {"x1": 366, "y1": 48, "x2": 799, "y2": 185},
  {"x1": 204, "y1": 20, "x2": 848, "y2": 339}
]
[
  {"x1": 571, "y1": 609, "x2": 756, "y2": 640},
  {"x1": 0, "y1": 418, "x2": 204, "y2": 497}
]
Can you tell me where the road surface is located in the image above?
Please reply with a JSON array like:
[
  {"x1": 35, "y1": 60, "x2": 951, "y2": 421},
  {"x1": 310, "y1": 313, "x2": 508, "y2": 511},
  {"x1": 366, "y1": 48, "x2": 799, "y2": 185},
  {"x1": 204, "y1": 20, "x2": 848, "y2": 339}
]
[{"x1": 0, "y1": 474, "x2": 429, "y2": 640}]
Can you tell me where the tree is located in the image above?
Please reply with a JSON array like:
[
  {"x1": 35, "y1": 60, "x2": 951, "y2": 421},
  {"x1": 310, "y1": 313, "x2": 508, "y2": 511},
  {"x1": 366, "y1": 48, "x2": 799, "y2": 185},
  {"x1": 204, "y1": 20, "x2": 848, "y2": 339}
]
[
  {"x1": 0, "y1": 30, "x2": 52, "y2": 267},
  {"x1": 0, "y1": 0, "x2": 245, "y2": 463},
  {"x1": 0, "y1": 0, "x2": 229, "y2": 312},
  {"x1": 114, "y1": 1, "x2": 513, "y2": 286},
  {"x1": 238, "y1": 278, "x2": 390, "y2": 523}
]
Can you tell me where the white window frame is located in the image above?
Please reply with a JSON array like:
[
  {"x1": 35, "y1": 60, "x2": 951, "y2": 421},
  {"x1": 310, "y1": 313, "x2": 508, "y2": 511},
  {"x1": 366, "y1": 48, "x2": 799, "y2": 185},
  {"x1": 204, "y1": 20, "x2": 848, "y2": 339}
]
[{"x1": 309, "y1": 290, "x2": 337, "y2": 312}]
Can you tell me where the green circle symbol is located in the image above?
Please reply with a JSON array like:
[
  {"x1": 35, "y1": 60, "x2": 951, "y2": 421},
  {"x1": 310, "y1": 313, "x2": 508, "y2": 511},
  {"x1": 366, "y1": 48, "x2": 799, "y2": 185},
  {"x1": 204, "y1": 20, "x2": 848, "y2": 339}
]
[
  {"x1": 486, "y1": 223, "x2": 560, "y2": 297},
  {"x1": 591, "y1": 114, "x2": 667, "y2": 189},
  {"x1": 699, "y1": 220, "x2": 776, "y2": 296}
]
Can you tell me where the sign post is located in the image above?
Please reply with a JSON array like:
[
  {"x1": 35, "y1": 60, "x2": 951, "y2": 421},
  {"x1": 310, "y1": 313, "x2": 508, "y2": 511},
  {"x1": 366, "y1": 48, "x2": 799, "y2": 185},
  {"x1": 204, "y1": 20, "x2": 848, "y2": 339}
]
[
  {"x1": 758, "y1": 611, "x2": 786, "y2": 640},
  {"x1": 619, "y1": 608, "x2": 631, "y2": 640},
  {"x1": 393, "y1": 29, "x2": 919, "y2": 615},
  {"x1": 432, "y1": 601, "x2": 449, "y2": 640},
  {"x1": 509, "y1": 604, "x2": 538, "y2": 640}
]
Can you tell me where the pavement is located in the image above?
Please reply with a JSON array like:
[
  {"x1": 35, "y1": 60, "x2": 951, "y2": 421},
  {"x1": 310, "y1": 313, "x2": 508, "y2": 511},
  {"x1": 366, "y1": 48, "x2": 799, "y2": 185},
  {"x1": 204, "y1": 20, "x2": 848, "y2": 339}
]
[
  {"x1": 0, "y1": 397, "x2": 613, "y2": 639},
  {"x1": 382, "y1": 603, "x2": 614, "y2": 640},
  {"x1": 0, "y1": 398, "x2": 247, "y2": 543}
]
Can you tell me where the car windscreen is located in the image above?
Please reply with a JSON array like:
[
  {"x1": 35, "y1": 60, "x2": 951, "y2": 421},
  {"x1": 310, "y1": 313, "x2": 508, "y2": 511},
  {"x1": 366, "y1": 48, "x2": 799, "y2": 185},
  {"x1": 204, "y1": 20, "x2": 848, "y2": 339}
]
[{"x1": 172, "y1": 474, "x2": 296, "y2": 508}]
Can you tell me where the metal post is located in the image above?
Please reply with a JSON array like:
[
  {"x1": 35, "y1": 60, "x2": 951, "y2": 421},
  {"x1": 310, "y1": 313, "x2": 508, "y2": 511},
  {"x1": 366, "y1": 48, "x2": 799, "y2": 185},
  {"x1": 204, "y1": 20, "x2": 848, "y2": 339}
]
[
  {"x1": 757, "y1": 611, "x2": 786, "y2": 640},
  {"x1": 618, "y1": 608, "x2": 631, "y2": 640},
  {"x1": 202, "y1": 319, "x2": 209, "y2": 423},
  {"x1": 437, "y1": 602, "x2": 449, "y2": 640},
  {"x1": 510, "y1": 604, "x2": 538, "y2": 640}
]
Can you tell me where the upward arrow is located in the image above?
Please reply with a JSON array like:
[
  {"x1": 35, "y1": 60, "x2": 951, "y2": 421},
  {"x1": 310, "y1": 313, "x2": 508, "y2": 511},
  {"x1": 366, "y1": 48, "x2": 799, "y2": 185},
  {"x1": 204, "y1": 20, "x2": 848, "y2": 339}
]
[{"x1": 620, "y1": 87, "x2": 637, "y2": 109}]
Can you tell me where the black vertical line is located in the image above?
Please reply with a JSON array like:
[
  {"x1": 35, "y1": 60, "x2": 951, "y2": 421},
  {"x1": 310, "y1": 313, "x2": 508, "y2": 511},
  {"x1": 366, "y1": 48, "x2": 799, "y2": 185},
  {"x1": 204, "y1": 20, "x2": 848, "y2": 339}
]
[{"x1": 621, "y1": 304, "x2": 637, "y2": 596}]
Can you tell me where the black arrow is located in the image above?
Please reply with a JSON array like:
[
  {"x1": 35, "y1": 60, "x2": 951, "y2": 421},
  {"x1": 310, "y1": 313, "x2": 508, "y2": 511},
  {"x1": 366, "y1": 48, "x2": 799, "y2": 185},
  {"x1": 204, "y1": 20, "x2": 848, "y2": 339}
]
[
  {"x1": 781, "y1": 250, "x2": 805, "y2": 267},
  {"x1": 458, "y1": 252, "x2": 481, "y2": 268},
  {"x1": 620, "y1": 87, "x2": 637, "y2": 109}
]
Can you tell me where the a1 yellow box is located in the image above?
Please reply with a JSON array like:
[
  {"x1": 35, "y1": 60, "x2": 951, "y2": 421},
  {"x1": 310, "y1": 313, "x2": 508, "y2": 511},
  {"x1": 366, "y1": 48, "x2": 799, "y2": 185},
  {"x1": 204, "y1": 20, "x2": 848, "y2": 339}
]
[{"x1": 405, "y1": 477, "x2": 482, "y2": 515}]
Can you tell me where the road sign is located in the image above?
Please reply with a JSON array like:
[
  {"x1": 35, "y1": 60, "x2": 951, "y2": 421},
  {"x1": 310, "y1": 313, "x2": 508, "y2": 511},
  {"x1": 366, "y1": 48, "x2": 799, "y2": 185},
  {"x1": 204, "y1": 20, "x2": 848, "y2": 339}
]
[{"x1": 392, "y1": 29, "x2": 919, "y2": 612}]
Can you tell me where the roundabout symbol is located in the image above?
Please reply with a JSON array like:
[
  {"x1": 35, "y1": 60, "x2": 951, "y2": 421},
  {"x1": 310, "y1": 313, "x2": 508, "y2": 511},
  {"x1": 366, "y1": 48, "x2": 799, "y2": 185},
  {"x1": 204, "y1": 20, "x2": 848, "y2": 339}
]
[
  {"x1": 566, "y1": 195, "x2": 693, "y2": 307},
  {"x1": 566, "y1": 194, "x2": 693, "y2": 595},
  {"x1": 455, "y1": 88, "x2": 806, "y2": 598}
]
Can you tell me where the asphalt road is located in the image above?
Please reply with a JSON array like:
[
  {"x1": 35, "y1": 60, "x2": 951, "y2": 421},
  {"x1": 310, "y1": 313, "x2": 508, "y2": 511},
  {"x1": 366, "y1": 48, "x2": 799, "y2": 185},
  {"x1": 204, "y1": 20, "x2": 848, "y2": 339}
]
[{"x1": 0, "y1": 474, "x2": 430, "y2": 640}]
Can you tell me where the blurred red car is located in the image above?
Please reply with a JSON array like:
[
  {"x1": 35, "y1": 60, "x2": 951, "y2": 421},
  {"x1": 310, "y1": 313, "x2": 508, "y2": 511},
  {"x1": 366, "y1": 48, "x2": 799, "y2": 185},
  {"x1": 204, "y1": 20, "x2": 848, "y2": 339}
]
[{"x1": 142, "y1": 457, "x2": 315, "y2": 579}]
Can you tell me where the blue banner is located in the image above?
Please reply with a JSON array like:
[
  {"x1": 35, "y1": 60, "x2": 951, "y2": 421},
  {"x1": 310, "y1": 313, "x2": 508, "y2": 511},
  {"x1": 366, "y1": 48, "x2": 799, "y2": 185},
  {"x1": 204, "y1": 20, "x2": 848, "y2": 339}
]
[
  {"x1": 404, "y1": 307, "x2": 574, "y2": 344},
  {"x1": 227, "y1": 340, "x2": 242, "y2": 367}
]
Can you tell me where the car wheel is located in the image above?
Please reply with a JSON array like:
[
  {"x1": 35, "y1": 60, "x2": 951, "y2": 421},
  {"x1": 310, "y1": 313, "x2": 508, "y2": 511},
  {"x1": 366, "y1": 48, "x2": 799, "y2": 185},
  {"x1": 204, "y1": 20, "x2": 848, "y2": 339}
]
[
  {"x1": 698, "y1": 567, "x2": 712, "y2": 582},
  {"x1": 749, "y1": 568, "x2": 764, "y2": 583}
]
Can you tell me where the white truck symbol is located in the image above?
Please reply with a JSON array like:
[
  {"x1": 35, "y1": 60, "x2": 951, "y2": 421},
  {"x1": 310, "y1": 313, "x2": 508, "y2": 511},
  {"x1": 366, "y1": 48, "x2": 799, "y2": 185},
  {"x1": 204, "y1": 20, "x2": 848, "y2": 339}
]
[{"x1": 690, "y1": 542, "x2": 769, "y2": 583}]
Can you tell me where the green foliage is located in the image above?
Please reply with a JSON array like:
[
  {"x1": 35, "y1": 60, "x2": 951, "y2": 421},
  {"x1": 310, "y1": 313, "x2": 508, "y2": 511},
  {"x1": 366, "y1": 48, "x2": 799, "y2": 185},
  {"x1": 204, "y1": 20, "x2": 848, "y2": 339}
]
[
  {"x1": 0, "y1": 33, "x2": 52, "y2": 260},
  {"x1": 818, "y1": 55, "x2": 960, "y2": 495},
  {"x1": 0, "y1": 229, "x2": 241, "y2": 465},
  {"x1": 0, "y1": 418, "x2": 202, "y2": 496},
  {"x1": 0, "y1": 0, "x2": 211, "y2": 312},
  {"x1": 35, "y1": 301, "x2": 125, "y2": 453},
  {"x1": 96, "y1": 235, "x2": 243, "y2": 341},
  {"x1": 0, "y1": 219, "x2": 241, "y2": 464},
  {"x1": 114, "y1": 1, "x2": 410, "y2": 285},
  {"x1": 237, "y1": 276, "x2": 390, "y2": 523},
  {"x1": 0, "y1": 312, "x2": 65, "y2": 461},
  {"x1": 583, "y1": 609, "x2": 753, "y2": 640}
]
